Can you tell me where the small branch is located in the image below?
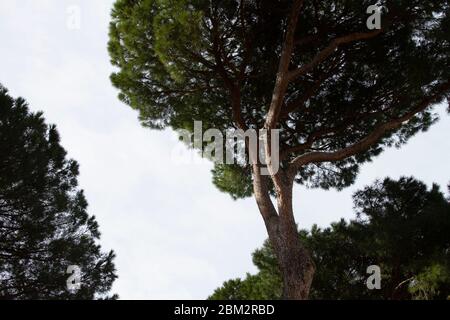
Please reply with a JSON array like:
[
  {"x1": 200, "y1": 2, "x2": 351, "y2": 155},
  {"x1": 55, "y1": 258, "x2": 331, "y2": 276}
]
[
  {"x1": 210, "y1": 11, "x2": 247, "y2": 130},
  {"x1": 280, "y1": 55, "x2": 343, "y2": 119},
  {"x1": 394, "y1": 276, "x2": 415, "y2": 292},
  {"x1": 288, "y1": 30, "x2": 383, "y2": 82}
]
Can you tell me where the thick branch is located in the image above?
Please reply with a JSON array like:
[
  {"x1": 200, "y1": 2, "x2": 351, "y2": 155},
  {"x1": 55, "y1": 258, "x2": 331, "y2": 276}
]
[
  {"x1": 265, "y1": 0, "x2": 304, "y2": 129},
  {"x1": 287, "y1": 82, "x2": 450, "y2": 178},
  {"x1": 280, "y1": 106, "x2": 393, "y2": 160},
  {"x1": 252, "y1": 164, "x2": 279, "y2": 222}
]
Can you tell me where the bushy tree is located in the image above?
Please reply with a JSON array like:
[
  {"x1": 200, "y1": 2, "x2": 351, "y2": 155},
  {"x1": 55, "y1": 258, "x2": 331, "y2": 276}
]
[
  {"x1": 108, "y1": 0, "x2": 450, "y2": 298},
  {"x1": 0, "y1": 85, "x2": 117, "y2": 299},
  {"x1": 210, "y1": 177, "x2": 450, "y2": 300}
]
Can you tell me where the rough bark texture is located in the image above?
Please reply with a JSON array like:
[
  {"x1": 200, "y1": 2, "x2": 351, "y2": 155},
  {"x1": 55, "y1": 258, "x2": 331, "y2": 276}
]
[
  {"x1": 253, "y1": 165, "x2": 315, "y2": 300},
  {"x1": 275, "y1": 217, "x2": 315, "y2": 300}
]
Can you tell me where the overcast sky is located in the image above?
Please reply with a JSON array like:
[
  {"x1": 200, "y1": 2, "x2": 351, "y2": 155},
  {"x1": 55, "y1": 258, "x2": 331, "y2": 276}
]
[{"x1": 1, "y1": 1, "x2": 449, "y2": 299}]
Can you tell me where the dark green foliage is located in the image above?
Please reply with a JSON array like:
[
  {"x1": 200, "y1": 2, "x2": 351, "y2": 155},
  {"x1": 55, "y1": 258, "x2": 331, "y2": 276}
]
[
  {"x1": 212, "y1": 164, "x2": 253, "y2": 200},
  {"x1": 109, "y1": 0, "x2": 450, "y2": 197},
  {"x1": 210, "y1": 177, "x2": 450, "y2": 300},
  {"x1": 0, "y1": 85, "x2": 117, "y2": 299},
  {"x1": 210, "y1": 239, "x2": 283, "y2": 300}
]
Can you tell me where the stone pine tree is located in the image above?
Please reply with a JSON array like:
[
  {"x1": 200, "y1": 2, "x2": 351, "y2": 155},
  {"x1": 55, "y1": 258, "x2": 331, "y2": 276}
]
[
  {"x1": 108, "y1": 0, "x2": 450, "y2": 299},
  {"x1": 210, "y1": 177, "x2": 450, "y2": 300},
  {"x1": 0, "y1": 85, "x2": 117, "y2": 299}
]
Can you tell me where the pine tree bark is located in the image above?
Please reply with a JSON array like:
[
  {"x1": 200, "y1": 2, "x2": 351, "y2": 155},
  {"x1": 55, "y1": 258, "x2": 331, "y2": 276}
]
[{"x1": 253, "y1": 165, "x2": 315, "y2": 300}]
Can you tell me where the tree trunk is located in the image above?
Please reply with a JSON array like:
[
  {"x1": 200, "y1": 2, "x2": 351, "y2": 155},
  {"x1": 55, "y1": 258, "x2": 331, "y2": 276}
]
[
  {"x1": 271, "y1": 214, "x2": 315, "y2": 299},
  {"x1": 253, "y1": 165, "x2": 315, "y2": 300}
]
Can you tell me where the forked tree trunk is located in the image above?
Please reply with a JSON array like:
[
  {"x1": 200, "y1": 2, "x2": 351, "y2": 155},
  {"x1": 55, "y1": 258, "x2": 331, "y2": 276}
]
[{"x1": 253, "y1": 165, "x2": 315, "y2": 300}]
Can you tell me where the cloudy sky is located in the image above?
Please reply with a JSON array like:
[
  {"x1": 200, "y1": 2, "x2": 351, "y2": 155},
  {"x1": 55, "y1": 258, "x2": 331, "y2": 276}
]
[{"x1": 1, "y1": 1, "x2": 449, "y2": 299}]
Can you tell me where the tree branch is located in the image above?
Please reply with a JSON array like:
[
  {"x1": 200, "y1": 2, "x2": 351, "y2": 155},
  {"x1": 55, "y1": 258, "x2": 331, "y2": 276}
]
[
  {"x1": 265, "y1": 0, "x2": 305, "y2": 129},
  {"x1": 252, "y1": 164, "x2": 279, "y2": 221},
  {"x1": 210, "y1": 11, "x2": 247, "y2": 130},
  {"x1": 287, "y1": 81, "x2": 450, "y2": 179},
  {"x1": 280, "y1": 54, "x2": 343, "y2": 119},
  {"x1": 288, "y1": 30, "x2": 383, "y2": 82}
]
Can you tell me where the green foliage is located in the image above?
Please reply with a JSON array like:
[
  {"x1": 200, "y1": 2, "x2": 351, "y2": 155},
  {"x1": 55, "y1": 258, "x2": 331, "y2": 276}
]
[
  {"x1": 210, "y1": 177, "x2": 450, "y2": 300},
  {"x1": 209, "y1": 239, "x2": 282, "y2": 300},
  {"x1": 211, "y1": 164, "x2": 253, "y2": 200},
  {"x1": 109, "y1": 0, "x2": 450, "y2": 198},
  {"x1": 0, "y1": 84, "x2": 117, "y2": 299},
  {"x1": 153, "y1": 0, "x2": 205, "y2": 82},
  {"x1": 409, "y1": 264, "x2": 450, "y2": 300}
]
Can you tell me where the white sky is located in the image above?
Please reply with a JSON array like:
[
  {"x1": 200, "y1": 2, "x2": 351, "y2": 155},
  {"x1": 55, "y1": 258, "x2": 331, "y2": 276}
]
[{"x1": 1, "y1": 1, "x2": 449, "y2": 299}]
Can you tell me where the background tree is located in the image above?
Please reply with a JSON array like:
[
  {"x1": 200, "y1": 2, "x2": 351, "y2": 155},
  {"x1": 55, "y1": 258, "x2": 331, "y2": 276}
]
[
  {"x1": 210, "y1": 177, "x2": 450, "y2": 300},
  {"x1": 108, "y1": 0, "x2": 450, "y2": 299},
  {"x1": 0, "y1": 85, "x2": 117, "y2": 299}
]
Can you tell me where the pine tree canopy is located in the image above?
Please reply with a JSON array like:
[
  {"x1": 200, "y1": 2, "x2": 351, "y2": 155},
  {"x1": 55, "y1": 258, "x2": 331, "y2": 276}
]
[
  {"x1": 0, "y1": 85, "x2": 117, "y2": 299},
  {"x1": 108, "y1": 0, "x2": 450, "y2": 197}
]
